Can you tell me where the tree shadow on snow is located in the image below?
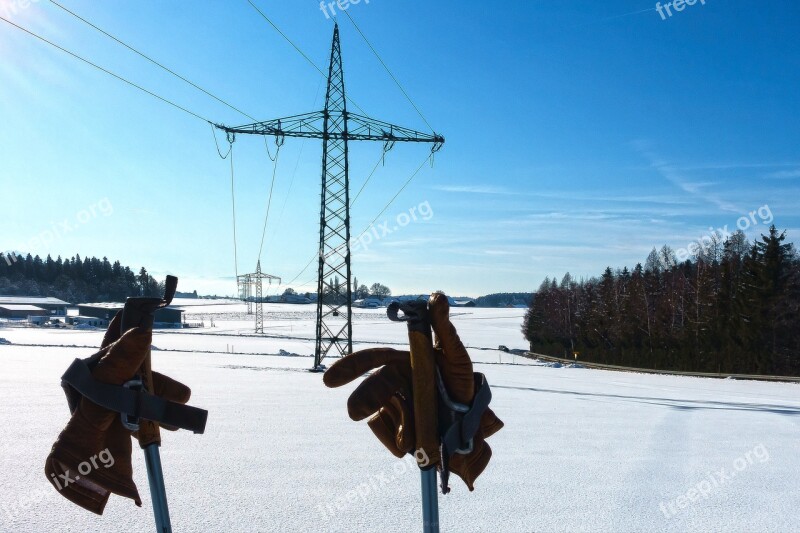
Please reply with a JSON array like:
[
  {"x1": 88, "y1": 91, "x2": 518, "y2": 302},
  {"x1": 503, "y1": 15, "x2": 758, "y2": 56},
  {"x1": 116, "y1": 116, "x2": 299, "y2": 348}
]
[{"x1": 494, "y1": 385, "x2": 800, "y2": 417}]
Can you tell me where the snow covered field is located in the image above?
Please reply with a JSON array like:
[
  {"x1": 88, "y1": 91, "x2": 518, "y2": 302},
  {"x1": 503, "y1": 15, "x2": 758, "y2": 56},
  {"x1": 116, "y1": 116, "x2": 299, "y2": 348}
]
[{"x1": 1, "y1": 305, "x2": 798, "y2": 532}]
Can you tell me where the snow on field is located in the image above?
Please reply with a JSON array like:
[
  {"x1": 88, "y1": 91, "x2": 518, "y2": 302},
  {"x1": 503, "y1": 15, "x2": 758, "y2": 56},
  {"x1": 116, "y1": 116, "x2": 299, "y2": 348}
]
[{"x1": 1, "y1": 306, "x2": 798, "y2": 532}]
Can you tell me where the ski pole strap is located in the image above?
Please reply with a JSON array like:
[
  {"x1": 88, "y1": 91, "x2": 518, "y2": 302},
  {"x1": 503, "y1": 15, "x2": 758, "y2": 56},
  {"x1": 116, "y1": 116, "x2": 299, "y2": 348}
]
[
  {"x1": 437, "y1": 372, "x2": 492, "y2": 494},
  {"x1": 61, "y1": 358, "x2": 208, "y2": 434}
]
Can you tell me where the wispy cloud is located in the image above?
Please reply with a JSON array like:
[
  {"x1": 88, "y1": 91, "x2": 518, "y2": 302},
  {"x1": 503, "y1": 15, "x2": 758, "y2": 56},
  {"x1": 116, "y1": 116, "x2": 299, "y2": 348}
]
[
  {"x1": 674, "y1": 162, "x2": 800, "y2": 171},
  {"x1": 765, "y1": 169, "x2": 800, "y2": 180},
  {"x1": 433, "y1": 185, "x2": 511, "y2": 195},
  {"x1": 485, "y1": 250, "x2": 519, "y2": 256},
  {"x1": 631, "y1": 140, "x2": 742, "y2": 213},
  {"x1": 573, "y1": 7, "x2": 655, "y2": 28}
]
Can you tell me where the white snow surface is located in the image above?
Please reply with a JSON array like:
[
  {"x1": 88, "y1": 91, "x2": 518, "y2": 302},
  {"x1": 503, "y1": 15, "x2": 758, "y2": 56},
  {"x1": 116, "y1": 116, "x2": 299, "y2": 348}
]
[{"x1": 1, "y1": 305, "x2": 798, "y2": 532}]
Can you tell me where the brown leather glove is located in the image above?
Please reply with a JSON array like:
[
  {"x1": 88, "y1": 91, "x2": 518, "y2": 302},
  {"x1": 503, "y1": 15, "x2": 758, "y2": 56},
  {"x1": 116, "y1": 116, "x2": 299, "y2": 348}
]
[
  {"x1": 429, "y1": 292, "x2": 503, "y2": 490},
  {"x1": 44, "y1": 313, "x2": 192, "y2": 515},
  {"x1": 324, "y1": 292, "x2": 503, "y2": 491}
]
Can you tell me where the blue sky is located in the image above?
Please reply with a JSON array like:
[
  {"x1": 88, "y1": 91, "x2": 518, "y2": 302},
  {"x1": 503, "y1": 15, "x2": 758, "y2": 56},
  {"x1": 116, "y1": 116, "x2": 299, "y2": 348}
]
[{"x1": 0, "y1": 0, "x2": 798, "y2": 297}]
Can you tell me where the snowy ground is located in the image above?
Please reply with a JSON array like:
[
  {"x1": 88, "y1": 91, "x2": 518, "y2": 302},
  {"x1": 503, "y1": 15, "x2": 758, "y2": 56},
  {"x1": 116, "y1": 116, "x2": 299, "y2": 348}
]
[{"x1": 1, "y1": 305, "x2": 798, "y2": 532}]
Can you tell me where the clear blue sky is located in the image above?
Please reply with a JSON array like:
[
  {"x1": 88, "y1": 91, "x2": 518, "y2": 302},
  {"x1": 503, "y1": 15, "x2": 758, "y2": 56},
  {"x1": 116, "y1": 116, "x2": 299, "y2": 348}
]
[{"x1": 1, "y1": 0, "x2": 798, "y2": 297}]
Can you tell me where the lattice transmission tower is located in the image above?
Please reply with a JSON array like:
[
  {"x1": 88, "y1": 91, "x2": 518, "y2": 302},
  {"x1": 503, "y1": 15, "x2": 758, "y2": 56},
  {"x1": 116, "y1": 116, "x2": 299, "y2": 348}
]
[
  {"x1": 238, "y1": 261, "x2": 280, "y2": 333},
  {"x1": 216, "y1": 24, "x2": 443, "y2": 369}
]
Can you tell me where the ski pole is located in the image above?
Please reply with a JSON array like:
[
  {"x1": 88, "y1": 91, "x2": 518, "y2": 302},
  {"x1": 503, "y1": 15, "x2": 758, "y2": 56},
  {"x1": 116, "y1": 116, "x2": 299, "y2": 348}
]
[
  {"x1": 138, "y1": 348, "x2": 172, "y2": 533},
  {"x1": 421, "y1": 468, "x2": 440, "y2": 533},
  {"x1": 388, "y1": 301, "x2": 441, "y2": 533},
  {"x1": 121, "y1": 279, "x2": 178, "y2": 533}
]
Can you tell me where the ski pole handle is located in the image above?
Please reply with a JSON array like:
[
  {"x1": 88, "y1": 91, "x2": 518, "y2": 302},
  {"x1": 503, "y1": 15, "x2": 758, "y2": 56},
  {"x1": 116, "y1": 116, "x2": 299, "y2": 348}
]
[
  {"x1": 120, "y1": 276, "x2": 178, "y2": 448},
  {"x1": 137, "y1": 350, "x2": 162, "y2": 448},
  {"x1": 388, "y1": 301, "x2": 440, "y2": 468},
  {"x1": 408, "y1": 327, "x2": 440, "y2": 468}
]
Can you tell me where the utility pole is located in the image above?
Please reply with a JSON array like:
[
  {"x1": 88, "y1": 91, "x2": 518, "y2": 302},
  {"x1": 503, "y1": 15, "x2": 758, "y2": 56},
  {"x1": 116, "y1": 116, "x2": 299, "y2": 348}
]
[{"x1": 216, "y1": 24, "x2": 444, "y2": 370}]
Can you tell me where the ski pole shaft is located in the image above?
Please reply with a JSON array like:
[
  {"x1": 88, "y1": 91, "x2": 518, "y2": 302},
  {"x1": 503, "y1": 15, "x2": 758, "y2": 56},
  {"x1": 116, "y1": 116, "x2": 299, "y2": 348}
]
[
  {"x1": 138, "y1": 349, "x2": 172, "y2": 532},
  {"x1": 144, "y1": 444, "x2": 172, "y2": 533},
  {"x1": 421, "y1": 468, "x2": 440, "y2": 533}
]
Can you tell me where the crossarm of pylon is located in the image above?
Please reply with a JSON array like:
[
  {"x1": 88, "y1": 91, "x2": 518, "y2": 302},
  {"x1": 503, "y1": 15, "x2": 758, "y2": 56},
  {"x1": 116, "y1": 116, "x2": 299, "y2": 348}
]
[
  {"x1": 346, "y1": 114, "x2": 444, "y2": 146},
  {"x1": 214, "y1": 111, "x2": 444, "y2": 147},
  {"x1": 215, "y1": 111, "x2": 326, "y2": 139}
]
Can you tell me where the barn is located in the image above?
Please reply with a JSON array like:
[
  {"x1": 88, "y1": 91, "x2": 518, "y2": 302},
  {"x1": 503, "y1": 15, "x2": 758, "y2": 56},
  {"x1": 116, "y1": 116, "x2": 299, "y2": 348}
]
[
  {"x1": 0, "y1": 305, "x2": 49, "y2": 319},
  {"x1": 0, "y1": 297, "x2": 70, "y2": 315},
  {"x1": 77, "y1": 303, "x2": 184, "y2": 327}
]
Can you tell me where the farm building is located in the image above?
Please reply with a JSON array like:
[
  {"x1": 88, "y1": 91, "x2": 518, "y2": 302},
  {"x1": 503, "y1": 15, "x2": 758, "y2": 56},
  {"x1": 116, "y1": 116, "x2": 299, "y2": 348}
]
[
  {"x1": 66, "y1": 316, "x2": 109, "y2": 328},
  {"x1": 0, "y1": 297, "x2": 70, "y2": 315},
  {"x1": 0, "y1": 305, "x2": 49, "y2": 319},
  {"x1": 77, "y1": 303, "x2": 184, "y2": 327}
]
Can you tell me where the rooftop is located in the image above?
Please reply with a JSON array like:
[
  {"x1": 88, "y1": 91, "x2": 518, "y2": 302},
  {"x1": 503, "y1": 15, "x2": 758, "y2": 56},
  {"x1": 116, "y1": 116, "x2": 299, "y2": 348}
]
[
  {"x1": 0, "y1": 305, "x2": 46, "y2": 312},
  {"x1": 0, "y1": 297, "x2": 70, "y2": 306},
  {"x1": 78, "y1": 302, "x2": 125, "y2": 310},
  {"x1": 79, "y1": 303, "x2": 183, "y2": 313}
]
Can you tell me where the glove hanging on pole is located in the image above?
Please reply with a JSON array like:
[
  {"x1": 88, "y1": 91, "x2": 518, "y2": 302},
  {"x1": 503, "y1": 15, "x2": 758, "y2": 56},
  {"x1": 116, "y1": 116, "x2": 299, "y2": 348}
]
[
  {"x1": 44, "y1": 278, "x2": 207, "y2": 516},
  {"x1": 324, "y1": 292, "x2": 503, "y2": 492}
]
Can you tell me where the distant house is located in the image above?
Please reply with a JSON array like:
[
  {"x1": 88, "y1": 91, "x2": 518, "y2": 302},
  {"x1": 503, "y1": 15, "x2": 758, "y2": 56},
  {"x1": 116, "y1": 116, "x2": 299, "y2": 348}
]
[
  {"x1": 355, "y1": 298, "x2": 382, "y2": 309},
  {"x1": 67, "y1": 316, "x2": 109, "y2": 328},
  {"x1": 0, "y1": 297, "x2": 70, "y2": 316},
  {"x1": 0, "y1": 304, "x2": 49, "y2": 319},
  {"x1": 174, "y1": 291, "x2": 198, "y2": 299},
  {"x1": 283, "y1": 294, "x2": 313, "y2": 304},
  {"x1": 443, "y1": 296, "x2": 476, "y2": 307},
  {"x1": 77, "y1": 303, "x2": 184, "y2": 327}
]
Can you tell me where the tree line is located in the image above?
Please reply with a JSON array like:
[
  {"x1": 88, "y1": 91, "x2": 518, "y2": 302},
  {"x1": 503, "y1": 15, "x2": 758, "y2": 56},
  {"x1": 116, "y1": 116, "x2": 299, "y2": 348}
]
[
  {"x1": 0, "y1": 253, "x2": 165, "y2": 303},
  {"x1": 474, "y1": 292, "x2": 533, "y2": 308},
  {"x1": 523, "y1": 227, "x2": 800, "y2": 376}
]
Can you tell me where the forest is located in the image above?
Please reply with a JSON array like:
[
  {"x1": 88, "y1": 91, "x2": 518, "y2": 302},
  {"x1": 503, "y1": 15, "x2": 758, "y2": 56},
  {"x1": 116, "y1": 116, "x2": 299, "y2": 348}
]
[
  {"x1": 523, "y1": 227, "x2": 800, "y2": 376},
  {"x1": 0, "y1": 253, "x2": 164, "y2": 303}
]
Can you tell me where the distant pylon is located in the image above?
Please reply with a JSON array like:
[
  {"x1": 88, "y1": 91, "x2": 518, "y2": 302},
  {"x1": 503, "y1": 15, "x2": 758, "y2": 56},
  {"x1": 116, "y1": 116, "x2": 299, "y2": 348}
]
[
  {"x1": 238, "y1": 261, "x2": 280, "y2": 333},
  {"x1": 238, "y1": 273, "x2": 254, "y2": 315}
]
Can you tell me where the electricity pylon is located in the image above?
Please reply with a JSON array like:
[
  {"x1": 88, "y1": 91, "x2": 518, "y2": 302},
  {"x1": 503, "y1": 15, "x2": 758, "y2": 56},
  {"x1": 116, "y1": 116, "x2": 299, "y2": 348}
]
[
  {"x1": 238, "y1": 261, "x2": 280, "y2": 333},
  {"x1": 237, "y1": 273, "x2": 253, "y2": 315},
  {"x1": 216, "y1": 24, "x2": 444, "y2": 370}
]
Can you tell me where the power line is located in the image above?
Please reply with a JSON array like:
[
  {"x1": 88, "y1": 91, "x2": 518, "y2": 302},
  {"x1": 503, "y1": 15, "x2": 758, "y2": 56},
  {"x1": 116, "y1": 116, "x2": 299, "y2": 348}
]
[
  {"x1": 353, "y1": 153, "x2": 432, "y2": 243},
  {"x1": 0, "y1": 15, "x2": 210, "y2": 123},
  {"x1": 342, "y1": 10, "x2": 435, "y2": 133},
  {"x1": 284, "y1": 152, "x2": 433, "y2": 287},
  {"x1": 245, "y1": 0, "x2": 370, "y2": 117},
  {"x1": 246, "y1": 0, "x2": 327, "y2": 79},
  {"x1": 270, "y1": 78, "x2": 324, "y2": 239},
  {"x1": 49, "y1": 0, "x2": 257, "y2": 121},
  {"x1": 211, "y1": 124, "x2": 233, "y2": 158},
  {"x1": 257, "y1": 143, "x2": 281, "y2": 260},
  {"x1": 351, "y1": 151, "x2": 385, "y2": 206},
  {"x1": 230, "y1": 146, "x2": 240, "y2": 280},
  {"x1": 285, "y1": 254, "x2": 318, "y2": 286}
]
